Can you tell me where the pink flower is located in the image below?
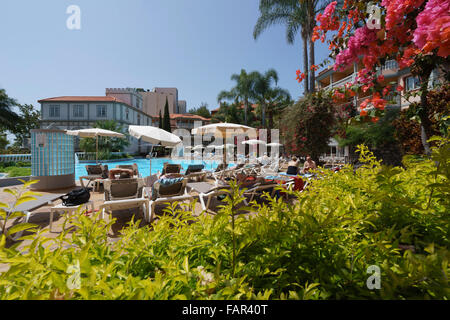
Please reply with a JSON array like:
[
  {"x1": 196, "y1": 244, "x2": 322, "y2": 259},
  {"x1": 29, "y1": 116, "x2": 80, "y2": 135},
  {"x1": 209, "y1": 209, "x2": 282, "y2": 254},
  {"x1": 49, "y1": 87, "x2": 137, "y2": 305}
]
[
  {"x1": 413, "y1": 0, "x2": 450, "y2": 57},
  {"x1": 334, "y1": 26, "x2": 378, "y2": 71}
]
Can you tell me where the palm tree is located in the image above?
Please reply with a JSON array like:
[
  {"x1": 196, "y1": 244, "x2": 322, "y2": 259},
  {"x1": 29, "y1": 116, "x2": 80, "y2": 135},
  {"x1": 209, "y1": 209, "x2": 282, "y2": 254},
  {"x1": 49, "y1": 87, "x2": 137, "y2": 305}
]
[
  {"x1": 211, "y1": 101, "x2": 245, "y2": 124},
  {"x1": 253, "y1": 69, "x2": 288, "y2": 128},
  {"x1": 266, "y1": 88, "x2": 292, "y2": 129},
  {"x1": 254, "y1": 0, "x2": 310, "y2": 94},
  {"x1": 0, "y1": 89, "x2": 22, "y2": 132},
  {"x1": 254, "y1": 0, "x2": 332, "y2": 94},
  {"x1": 217, "y1": 69, "x2": 259, "y2": 125}
]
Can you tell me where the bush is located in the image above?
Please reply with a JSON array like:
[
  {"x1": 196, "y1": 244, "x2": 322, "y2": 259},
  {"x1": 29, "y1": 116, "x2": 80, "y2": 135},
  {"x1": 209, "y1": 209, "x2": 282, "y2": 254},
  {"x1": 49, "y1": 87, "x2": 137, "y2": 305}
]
[{"x1": 0, "y1": 139, "x2": 448, "y2": 299}]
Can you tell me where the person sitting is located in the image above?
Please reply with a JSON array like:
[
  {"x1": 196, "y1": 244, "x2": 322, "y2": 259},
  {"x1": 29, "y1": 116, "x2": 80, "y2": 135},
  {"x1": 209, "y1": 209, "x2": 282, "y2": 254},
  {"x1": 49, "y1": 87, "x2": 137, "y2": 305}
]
[
  {"x1": 302, "y1": 155, "x2": 317, "y2": 174},
  {"x1": 286, "y1": 156, "x2": 300, "y2": 175}
]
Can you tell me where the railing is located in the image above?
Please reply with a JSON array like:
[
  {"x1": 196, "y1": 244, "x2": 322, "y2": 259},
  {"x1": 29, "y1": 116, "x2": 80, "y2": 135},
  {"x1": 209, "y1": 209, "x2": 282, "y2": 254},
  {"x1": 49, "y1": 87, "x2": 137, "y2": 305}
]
[
  {"x1": 322, "y1": 74, "x2": 355, "y2": 91},
  {"x1": 332, "y1": 74, "x2": 354, "y2": 88},
  {"x1": 380, "y1": 60, "x2": 398, "y2": 71},
  {"x1": 0, "y1": 154, "x2": 31, "y2": 162},
  {"x1": 75, "y1": 152, "x2": 126, "y2": 161}
]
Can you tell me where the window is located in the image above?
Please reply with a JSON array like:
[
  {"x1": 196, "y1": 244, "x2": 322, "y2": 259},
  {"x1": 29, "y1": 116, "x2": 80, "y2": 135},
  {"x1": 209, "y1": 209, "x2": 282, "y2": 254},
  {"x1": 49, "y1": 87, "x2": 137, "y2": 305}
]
[
  {"x1": 125, "y1": 109, "x2": 129, "y2": 120},
  {"x1": 96, "y1": 105, "x2": 107, "y2": 118},
  {"x1": 405, "y1": 76, "x2": 420, "y2": 91},
  {"x1": 49, "y1": 105, "x2": 60, "y2": 118},
  {"x1": 73, "y1": 104, "x2": 84, "y2": 118}
]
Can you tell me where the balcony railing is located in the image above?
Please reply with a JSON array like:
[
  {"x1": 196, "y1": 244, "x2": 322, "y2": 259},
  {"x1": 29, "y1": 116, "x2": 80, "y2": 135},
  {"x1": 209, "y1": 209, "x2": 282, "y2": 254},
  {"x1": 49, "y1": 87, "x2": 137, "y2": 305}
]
[
  {"x1": 380, "y1": 60, "x2": 398, "y2": 71},
  {"x1": 0, "y1": 154, "x2": 31, "y2": 162},
  {"x1": 321, "y1": 74, "x2": 354, "y2": 91}
]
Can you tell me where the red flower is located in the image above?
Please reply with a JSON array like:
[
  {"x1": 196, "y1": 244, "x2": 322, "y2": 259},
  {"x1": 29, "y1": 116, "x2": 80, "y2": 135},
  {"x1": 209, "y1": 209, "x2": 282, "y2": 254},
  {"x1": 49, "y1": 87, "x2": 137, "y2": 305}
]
[{"x1": 396, "y1": 85, "x2": 404, "y2": 92}]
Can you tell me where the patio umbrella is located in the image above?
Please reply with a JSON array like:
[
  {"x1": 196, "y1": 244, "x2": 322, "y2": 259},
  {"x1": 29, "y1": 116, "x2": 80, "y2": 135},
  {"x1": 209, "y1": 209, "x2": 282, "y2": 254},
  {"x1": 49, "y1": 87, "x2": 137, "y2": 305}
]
[
  {"x1": 242, "y1": 139, "x2": 266, "y2": 145},
  {"x1": 128, "y1": 125, "x2": 181, "y2": 175},
  {"x1": 66, "y1": 128, "x2": 125, "y2": 164},
  {"x1": 192, "y1": 123, "x2": 253, "y2": 164},
  {"x1": 266, "y1": 142, "x2": 282, "y2": 147},
  {"x1": 243, "y1": 139, "x2": 266, "y2": 159},
  {"x1": 192, "y1": 145, "x2": 205, "y2": 151}
]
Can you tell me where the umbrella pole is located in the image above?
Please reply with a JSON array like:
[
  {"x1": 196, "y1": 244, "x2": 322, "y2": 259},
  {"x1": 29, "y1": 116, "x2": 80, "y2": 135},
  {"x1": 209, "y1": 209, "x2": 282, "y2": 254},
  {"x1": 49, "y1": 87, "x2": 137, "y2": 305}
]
[
  {"x1": 96, "y1": 136, "x2": 98, "y2": 164},
  {"x1": 149, "y1": 145, "x2": 153, "y2": 176}
]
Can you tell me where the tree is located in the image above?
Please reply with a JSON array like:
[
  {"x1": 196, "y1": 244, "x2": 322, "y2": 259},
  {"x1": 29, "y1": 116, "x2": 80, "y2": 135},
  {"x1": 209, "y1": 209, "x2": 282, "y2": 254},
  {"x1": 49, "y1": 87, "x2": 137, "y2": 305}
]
[
  {"x1": 309, "y1": 0, "x2": 450, "y2": 154},
  {"x1": 252, "y1": 69, "x2": 282, "y2": 128},
  {"x1": 254, "y1": 0, "x2": 330, "y2": 94},
  {"x1": 218, "y1": 69, "x2": 259, "y2": 125},
  {"x1": 0, "y1": 134, "x2": 8, "y2": 152},
  {"x1": 12, "y1": 104, "x2": 41, "y2": 148},
  {"x1": 266, "y1": 87, "x2": 292, "y2": 129},
  {"x1": 79, "y1": 120, "x2": 129, "y2": 154},
  {"x1": 282, "y1": 92, "x2": 336, "y2": 162},
  {"x1": 158, "y1": 110, "x2": 163, "y2": 129},
  {"x1": 0, "y1": 88, "x2": 22, "y2": 132},
  {"x1": 211, "y1": 101, "x2": 246, "y2": 124},
  {"x1": 188, "y1": 103, "x2": 211, "y2": 118},
  {"x1": 163, "y1": 97, "x2": 171, "y2": 133}
]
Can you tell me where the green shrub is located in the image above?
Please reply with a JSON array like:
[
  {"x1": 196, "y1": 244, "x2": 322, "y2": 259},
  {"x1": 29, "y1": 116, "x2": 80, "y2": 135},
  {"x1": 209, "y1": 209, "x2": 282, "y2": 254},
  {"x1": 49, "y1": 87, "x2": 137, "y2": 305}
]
[{"x1": 0, "y1": 139, "x2": 448, "y2": 299}]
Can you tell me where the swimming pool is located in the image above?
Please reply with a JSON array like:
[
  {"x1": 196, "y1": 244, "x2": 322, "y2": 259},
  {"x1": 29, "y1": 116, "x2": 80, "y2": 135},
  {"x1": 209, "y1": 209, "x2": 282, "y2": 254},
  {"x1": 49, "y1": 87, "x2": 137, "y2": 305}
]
[{"x1": 75, "y1": 158, "x2": 233, "y2": 180}]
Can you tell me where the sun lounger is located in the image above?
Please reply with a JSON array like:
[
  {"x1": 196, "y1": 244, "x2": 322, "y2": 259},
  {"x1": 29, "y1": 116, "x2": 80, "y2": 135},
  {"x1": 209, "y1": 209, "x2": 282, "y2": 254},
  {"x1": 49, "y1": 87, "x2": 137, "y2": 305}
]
[
  {"x1": 195, "y1": 182, "x2": 233, "y2": 214},
  {"x1": 161, "y1": 163, "x2": 182, "y2": 175},
  {"x1": 115, "y1": 164, "x2": 140, "y2": 177},
  {"x1": 100, "y1": 178, "x2": 148, "y2": 220},
  {"x1": 79, "y1": 165, "x2": 109, "y2": 191},
  {"x1": 2, "y1": 193, "x2": 64, "y2": 240},
  {"x1": 184, "y1": 164, "x2": 207, "y2": 182},
  {"x1": 144, "y1": 175, "x2": 193, "y2": 222}
]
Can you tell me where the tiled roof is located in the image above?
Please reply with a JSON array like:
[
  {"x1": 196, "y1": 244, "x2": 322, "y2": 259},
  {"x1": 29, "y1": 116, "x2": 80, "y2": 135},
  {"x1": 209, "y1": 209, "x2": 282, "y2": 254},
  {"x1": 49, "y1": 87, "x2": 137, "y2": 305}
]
[
  {"x1": 38, "y1": 96, "x2": 133, "y2": 108},
  {"x1": 170, "y1": 113, "x2": 210, "y2": 121}
]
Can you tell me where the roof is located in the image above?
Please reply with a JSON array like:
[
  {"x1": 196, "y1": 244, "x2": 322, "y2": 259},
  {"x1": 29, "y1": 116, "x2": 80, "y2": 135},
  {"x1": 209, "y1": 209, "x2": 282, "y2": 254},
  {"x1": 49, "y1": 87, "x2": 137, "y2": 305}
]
[
  {"x1": 38, "y1": 96, "x2": 133, "y2": 107},
  {"x1": 170, "y1": 113, "x2": 210, "y2": 121}
]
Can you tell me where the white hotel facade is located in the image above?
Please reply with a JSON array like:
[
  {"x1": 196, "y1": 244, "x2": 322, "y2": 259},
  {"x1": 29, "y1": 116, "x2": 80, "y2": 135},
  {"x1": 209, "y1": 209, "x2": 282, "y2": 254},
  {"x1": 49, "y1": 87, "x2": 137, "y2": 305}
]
[{"x1": 38, "y1": 87, "x2": 207, "y2": 154}]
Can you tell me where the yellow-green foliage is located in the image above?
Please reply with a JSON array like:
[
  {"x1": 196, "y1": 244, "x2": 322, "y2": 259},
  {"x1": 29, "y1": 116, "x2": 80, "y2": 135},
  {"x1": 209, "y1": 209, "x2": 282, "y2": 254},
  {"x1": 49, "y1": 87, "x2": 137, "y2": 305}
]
[{"x1": 0, "y1": 139, "x2": 448, "y2": 300}]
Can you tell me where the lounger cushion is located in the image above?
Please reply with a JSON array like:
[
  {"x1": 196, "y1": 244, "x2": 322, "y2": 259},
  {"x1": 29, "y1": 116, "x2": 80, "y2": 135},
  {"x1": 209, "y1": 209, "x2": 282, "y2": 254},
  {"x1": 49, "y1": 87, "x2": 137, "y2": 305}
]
[
  {"x1": 151, "y1": 177, "x2": 186, "y2": 200},
  {"x1": 185, "y1": 164, "x2": 204, "y2": 175}
]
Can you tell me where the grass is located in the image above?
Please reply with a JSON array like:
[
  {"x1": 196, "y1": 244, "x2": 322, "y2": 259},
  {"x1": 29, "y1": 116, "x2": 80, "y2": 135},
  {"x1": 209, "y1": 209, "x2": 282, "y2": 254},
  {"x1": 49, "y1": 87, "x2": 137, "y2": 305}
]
[{"x1": 0, "y1": 166, "x2": 31, "y2": 177}]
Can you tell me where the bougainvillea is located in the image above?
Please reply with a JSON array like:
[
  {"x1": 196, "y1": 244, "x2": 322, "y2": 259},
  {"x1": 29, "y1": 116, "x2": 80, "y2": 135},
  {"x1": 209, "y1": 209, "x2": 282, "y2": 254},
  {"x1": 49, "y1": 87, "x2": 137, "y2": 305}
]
[
  {"x1": 295, "y1": 0, "x2": 450, "y2": 124},
  {"x1": 413, "y1": 0, "x2": 450, "y2": 57}
]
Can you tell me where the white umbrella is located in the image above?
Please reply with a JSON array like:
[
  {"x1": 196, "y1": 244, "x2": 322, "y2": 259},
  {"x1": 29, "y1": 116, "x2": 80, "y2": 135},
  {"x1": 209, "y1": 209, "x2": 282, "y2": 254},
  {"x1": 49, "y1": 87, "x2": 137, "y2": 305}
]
[
  {"x1": 215, "y1": 144, "x2": 235, "y2": 149},
  {"x1": 243, "y1": 139, "x2": 266, "y2": 159},
  {"x1": 242, "y1": 139, "x2": 266, "y2": 145},
  {"x1": 192, "y1": 123, "x2": 253, "y2": 164},
  {"x1": 128, "y1": 125, "x2": 181, "y2": 175},
  {"x1": 66, "y1": 128, "x2": 125, "y2": 164},
  {"x1": 266, "y1": 142, "x2": 283, "y2": 147},
  {"x1": 193, "y1": 145, "x2": 205, "y2": 151}
]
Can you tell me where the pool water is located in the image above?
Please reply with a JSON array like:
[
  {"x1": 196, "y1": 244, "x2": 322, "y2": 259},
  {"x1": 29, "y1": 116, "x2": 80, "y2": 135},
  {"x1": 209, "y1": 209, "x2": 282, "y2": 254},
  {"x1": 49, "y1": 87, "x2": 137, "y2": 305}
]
[{"x1": 75, "y1": 158, "x2": 233, "y2": 180}]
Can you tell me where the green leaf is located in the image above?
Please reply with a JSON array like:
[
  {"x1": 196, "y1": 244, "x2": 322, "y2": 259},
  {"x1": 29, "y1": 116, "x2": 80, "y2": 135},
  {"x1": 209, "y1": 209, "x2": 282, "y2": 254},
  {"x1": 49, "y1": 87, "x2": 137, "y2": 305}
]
[{"x1": 7, "y1": 223, "x2": 38, "y2": 236}]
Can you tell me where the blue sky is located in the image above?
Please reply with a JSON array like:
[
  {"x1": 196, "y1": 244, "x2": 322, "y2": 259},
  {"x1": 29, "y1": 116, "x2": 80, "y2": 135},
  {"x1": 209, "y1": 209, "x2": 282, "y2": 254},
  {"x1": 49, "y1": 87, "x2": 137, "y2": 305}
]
[{"x1": 0, "y1": 0, "x2": 330, "y2": 113}]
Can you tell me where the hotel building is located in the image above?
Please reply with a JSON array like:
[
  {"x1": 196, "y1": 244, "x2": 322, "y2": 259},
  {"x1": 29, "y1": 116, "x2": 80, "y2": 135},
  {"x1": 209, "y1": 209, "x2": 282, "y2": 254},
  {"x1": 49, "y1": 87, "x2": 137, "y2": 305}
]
[{"x1": 39, "y1": 87, "x2": 209, "y2": 153}]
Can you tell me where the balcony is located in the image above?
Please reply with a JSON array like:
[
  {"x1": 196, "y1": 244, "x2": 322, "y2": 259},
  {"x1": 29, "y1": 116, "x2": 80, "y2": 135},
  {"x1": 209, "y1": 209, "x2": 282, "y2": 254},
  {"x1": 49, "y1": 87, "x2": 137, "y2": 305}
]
[{"x1": 321, "y1": 74, "x2": 355, "y2": 91}]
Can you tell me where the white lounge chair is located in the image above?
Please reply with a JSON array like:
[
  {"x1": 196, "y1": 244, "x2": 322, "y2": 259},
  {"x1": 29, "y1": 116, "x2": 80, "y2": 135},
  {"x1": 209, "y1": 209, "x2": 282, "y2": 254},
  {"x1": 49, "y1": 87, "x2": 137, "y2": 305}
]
[
  {"x1": 100, "y1": 178, "x2": 149, "y2": 221},
  {"x1": 144, "y1": 176, "x2": 193, "y2": 222},
  {"x1": 1, "y1": 193, "x2": 64, "y2": 240}
]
